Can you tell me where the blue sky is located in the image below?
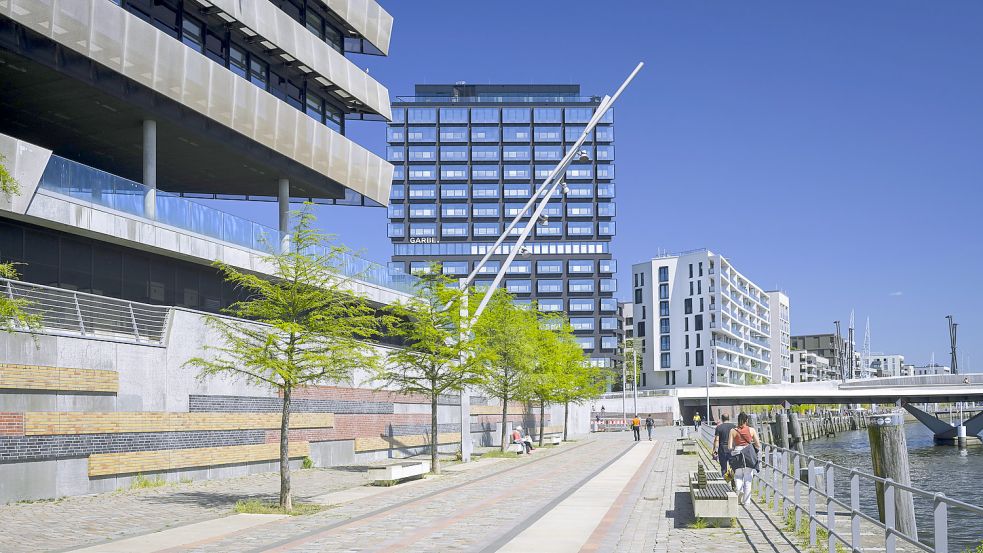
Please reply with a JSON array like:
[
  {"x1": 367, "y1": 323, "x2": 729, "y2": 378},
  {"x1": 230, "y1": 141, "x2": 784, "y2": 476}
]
[{"x1": 213, "y1": 1, "x2": 983, "y2": 370}]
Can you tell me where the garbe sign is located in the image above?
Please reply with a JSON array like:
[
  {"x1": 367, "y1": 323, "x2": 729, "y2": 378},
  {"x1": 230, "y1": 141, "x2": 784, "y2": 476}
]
[{"x1": 409, "y1": 237, "x2": 439, "y2": 244}]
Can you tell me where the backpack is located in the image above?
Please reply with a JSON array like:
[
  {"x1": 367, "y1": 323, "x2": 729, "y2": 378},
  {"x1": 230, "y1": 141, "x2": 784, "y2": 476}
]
[{"x1": 728, "y1": 444, "x2": 760, "y2": 471}]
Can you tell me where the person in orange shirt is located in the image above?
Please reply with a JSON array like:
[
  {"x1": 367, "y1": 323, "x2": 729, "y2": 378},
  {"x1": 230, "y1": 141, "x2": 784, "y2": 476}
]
[{"x1": 630, "y1": 415, "x2": 641, "y2": 441}]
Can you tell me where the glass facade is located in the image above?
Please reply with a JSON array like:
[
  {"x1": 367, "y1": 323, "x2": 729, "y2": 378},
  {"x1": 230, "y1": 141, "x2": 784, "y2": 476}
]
[{"x1": 388, "y1": 84, "x2": 617, "y2": 367}]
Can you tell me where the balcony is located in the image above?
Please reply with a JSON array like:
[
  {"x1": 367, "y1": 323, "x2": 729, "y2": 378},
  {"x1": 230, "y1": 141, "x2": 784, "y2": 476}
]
[{"x1": 37, "y1": 155, "x2": 418, "y2": 295}]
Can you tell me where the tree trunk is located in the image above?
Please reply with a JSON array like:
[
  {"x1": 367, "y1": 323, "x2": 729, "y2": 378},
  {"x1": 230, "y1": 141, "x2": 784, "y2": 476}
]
[
  {"x1": 431, "y1": 390, "x2": 440, "y2": 475},
  {"x1": 538, "y1": 400, "x2": 545, "y2": 447},
  {"x1": 279, "y1": 384, "x2": 293, "y2": 510},
  {"x1": 499, "y1": 395, "x2": 509, "y2": 452},
  {"x1": 563, "y1": 402, "x2": 569, "y2": 441}
]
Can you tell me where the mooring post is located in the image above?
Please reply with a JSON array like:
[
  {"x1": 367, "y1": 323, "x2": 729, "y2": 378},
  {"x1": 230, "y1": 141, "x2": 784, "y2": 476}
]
[
  {"x1": 775, "y1": 411, "x2": 790, "y2": 450},
  {"x1": 868, "y1": 412, "x2": 917, "y2": 540}
]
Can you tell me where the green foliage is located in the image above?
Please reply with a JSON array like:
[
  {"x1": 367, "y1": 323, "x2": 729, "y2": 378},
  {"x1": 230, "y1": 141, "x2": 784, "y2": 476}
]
[
  {"x1": 0, "y1": 155, "x2": 41, "y2": 339},
  {"x1": 374, "y1": 266, "x2": 483, "y2": 474},
  {"x1": 233, "y1": 499, "x2": 326, "y2": 516},
  {"x1": 301, "y1": 456, "x2": 315, "y2": 469},
  {"x1": 478, "y1": 450, "x2": 520, "y2": 459},
  {"x1": 130, "y1": 474, "x2": 166, "y2": 489},
  {"x1": 0, "y1": 154, "x2": 19, "y2": 197},
  {"x1": 688, "y1": 517, "x2": 709, "y2": 529},
  {"x1": 472, "y1": 288, "x2": 539, "y2": 451},
  {"x1": 184, "y1": 206, "x2": 384, "y2": 509},
  {"x1": 963, "y1": 540, "x2": 983, "y2": 553}
]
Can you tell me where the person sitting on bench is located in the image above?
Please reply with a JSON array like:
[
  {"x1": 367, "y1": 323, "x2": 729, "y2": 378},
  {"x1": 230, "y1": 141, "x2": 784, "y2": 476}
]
[{"x1": 512, "y1": 426, "x2": 534, "y2": 453}]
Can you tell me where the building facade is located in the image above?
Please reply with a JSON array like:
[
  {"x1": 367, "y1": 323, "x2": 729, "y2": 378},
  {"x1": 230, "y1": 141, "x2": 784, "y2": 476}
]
[
  {"x1": 387, "y1": 84, "x2": 619, "y2": 369},
  {"x1": 870, "y1": 353, "x2": 906, "y2": 378},
  {"x1": 790, "y1": 350, "x2": 834, "y2": 383},
  {"x1": 911, "y1": 364, "x2": 952, "y2": 376},
  {"x1": 632, "y1": 249, "x2": 772, "y2": 388},
  {"x1": 767, "y1": 291, "x2": 791, "y2": 383}
]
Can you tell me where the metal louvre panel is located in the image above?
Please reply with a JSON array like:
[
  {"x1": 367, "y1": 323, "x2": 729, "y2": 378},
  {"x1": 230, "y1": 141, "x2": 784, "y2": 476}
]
[
  {"x1": 2, "y1": 0, "x2": 393, "y2": 206},
  {"x1": 321, "y1": 0, "x2": 392, "y2": 56},
  {"x1": 208, "y1": 0, "x2": 393, "y2": 119}
]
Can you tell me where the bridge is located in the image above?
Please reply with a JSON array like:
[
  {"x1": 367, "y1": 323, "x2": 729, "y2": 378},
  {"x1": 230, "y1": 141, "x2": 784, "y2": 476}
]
[{"x1": 630, "y1": 374, "x2": 983, "y2": 441}]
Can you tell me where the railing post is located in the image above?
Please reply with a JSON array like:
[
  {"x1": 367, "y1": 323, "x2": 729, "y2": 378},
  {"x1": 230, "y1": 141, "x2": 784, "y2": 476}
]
[
  {"x1": 794, "y1": 452, "x2": 802, "y2": 533},
  {"x1": 128, "y1": 302, "x2": 141, "y2": 341},
  {"x1": 73, "y1": 292, "x2": 86, "y2": 335},
  {"x1": 851, "y1": 471, "x2": 861, "y2": 551},
  {"x1": 808, "y1": 459, "x2": 817, "y2": 546},
  {"x1": 781, "y1": 449, "x2": 789, "y2": 518},
  {"x1": 933, "y1": 494, "x2": 948, "y2": 553},
  {"x1": 826, "y1": 464, "x2": 835, "y2": 553},
  {"x1": 885, "y1": 478, "x2": 896, "y2": 553}
]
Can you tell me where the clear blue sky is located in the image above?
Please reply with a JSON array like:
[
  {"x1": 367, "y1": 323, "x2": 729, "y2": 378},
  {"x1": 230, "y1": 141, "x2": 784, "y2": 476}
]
[{"x1": 211, "y1": 1, "x2": 983, "y2": 370}]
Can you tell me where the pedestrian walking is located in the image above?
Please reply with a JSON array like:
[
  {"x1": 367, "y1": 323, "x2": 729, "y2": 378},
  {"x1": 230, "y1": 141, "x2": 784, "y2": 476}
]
[
  {"x1": 693, "y1": 412, "x2": 701, "y2": 430},
  {"x1": 727, "y1": 412, "x2": 761, "y2": 506},
  {"x1": 711, "y1": 413, "x2": 735, "y2": 475},
  {"x1": 630, "y1": 415, "x2": 641, "y2": 441},
  {"x1": 645, "y1": 414, "x2": 655, "y2": 440}
]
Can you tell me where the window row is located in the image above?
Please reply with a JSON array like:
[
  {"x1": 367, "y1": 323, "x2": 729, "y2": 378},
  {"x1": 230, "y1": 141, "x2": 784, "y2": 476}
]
[
  {"x1": 388, "y1": 202, "x2": 615, "y2": 219},
  {"x1": 392, "y1": 107, "x2": 615, "y2": 125},
  {"x1": 387, "y1": 222, "x2": 616, "y2": 238},
  {"x1": 385, "y1": 142, "x2": 615, "y2": 162},
  {"x1": 400, "y1": 259, "x2": 616, "y2": 276},
  {"x1": 392, "y1": 241, "x2": 610, "y2": 257},
  {"x1": 390, "y1": 183, "x2": 616, "y2": 200},
  {"x1": 387, "y1": 126, "x2": 614, "y2": 143}
]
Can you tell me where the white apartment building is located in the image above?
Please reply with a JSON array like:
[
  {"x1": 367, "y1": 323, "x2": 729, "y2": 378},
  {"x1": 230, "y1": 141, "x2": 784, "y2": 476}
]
[
  {"x1": 632, "y1": 249, "x2": 772, "y2": 388},
  {"x1": 911, "y1": 364, "x2": 952, "y2": 376},
  {"x1": 870, "y1": 353, "x2": 905, "y2": 378},
  {"x1": 790, "y1": 351, "x2": 834, "y2": 382},
  {"x1": 768, "y1": 291, "x2": 791, "y2": 383}
]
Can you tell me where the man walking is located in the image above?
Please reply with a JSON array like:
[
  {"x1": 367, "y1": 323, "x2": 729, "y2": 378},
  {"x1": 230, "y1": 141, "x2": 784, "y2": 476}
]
[
  {"x1": 645, "y1": 414, "x2": 655, "y2": 441},
  {"x1": 631, "y1": 415, "x2": 641, "y2": 441},
  {"x1": 711, "y1": 412, "x2": 736, "y2": 475},
  {"x1": 693, "y1": 412, "x2": 702, "y2": 431}
]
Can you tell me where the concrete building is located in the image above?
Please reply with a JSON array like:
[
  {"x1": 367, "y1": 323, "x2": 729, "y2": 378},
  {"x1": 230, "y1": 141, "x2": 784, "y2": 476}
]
[
  {"x1": 386, "y1": 84, "x2": 619, "y2": 370},
  {"x1": 790, "y1": 350, "x2": 834, "y2": 383},
  {"x1": 767, "y1": 291, "x2": 791, "y2": 383},
  {"x1": 632, "y1": 249, "x2": 772, "y2": 388},
  {"x1": 0, "y1": 1, "x2": 592, "y2": 503},
  {"x1": 911, "y1": 364, "x2": 952, "y2": 376},
  {"x1": 870, "y1": 353, "x2": 906, "y2": 378},
  {"x1": 617, "y1": 301, "x2": 640, "y2": 389}
]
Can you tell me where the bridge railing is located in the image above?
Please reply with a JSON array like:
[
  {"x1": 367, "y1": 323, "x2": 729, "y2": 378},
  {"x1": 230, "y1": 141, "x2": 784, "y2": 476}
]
[{"x1": 696, "y1": 425, "x2": 983, "y2": 553}]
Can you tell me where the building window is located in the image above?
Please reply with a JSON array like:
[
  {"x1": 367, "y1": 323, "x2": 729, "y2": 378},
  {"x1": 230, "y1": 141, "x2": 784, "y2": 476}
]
[
  {"x1": 660, "y1": 336, "x2": 670, "y2": 351},
  {"x1": 659, "y1": 283, "x2": 669, "y2": 300},
  {"x1": 502, "y1": 108, "x2": 531, "y2": 123},
  {"x1": 684, "y1": 298, "x2": 692, "y2": 314},
  {"x1": 570, "y1": 317, "x2": 595, "y2": 331},
  {"x1": 685, "y1": 352, "x2": 690, "y2": 366},
  {"x1": 634, "y1": 288, "x2": 642, "y2": 304},
  {"x1": 660, "y1": 353, "x2": 671, "y2": 369},
  {"x1": 471, "y1": 108, "x2": 500, "y2": 124},
  {"x1": 660, "y1": 318, "x2": 670, "y2": 334},
  {"x1": 659, "y1": 266, "x2": 669, "y2": 282},
  {"x1": 181, "y1": 16, "x2": 204, "y2": 52},
  {"x1": 440, "y1": 146, "x2": 468, "y2": 162},
  {"x1": 637, "y1": 321, "x2": 646, "y2": 337},
  {"x1": 537, "y1": 279, "x2": 563, "y2": 293},
  {"x1": 407, "y1": 108, "x2": 437, "y2": 123},
  {"x1": 696, "y1": 350, "x2": 705, "y2": 366},
  {"x1": 660, "y1": 301, "x2": 669, "y2": 316},
  {"x1": 538, "y1": 299, "x2": 563, "y2": 312},
  {"x1": 439, "y1": 108, "x2": 468, "y2": 123},
  {"x1": 695, "y1": 315, "x2": 704, "y2": 331}
]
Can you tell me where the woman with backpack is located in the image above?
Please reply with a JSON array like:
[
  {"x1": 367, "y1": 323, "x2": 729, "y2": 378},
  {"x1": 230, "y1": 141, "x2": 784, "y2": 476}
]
[{"x1": 727, "y1": 412, "x2": 761, "y2": 506}]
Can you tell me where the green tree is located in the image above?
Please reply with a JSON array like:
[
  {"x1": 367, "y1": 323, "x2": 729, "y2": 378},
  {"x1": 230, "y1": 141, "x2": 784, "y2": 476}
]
[
  {"x1": 552, "y1": 329, "x2": 606, "y2": 441},
  {"x1": 374, "y1": 266, "x2": 483, "y2": 474},
  {"x1": 0, "y1": 155, "x2": 40, "y2": 335},
  {"x1": 473, "y1": 288, "x2": 538, "y2": 451},
  {"x1": 185, "y1": 207, "x2": 383, "y2": 510}
]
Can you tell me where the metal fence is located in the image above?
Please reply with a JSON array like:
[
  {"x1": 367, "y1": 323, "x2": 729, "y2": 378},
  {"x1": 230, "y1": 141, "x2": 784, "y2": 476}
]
[
  {"x1": 697, "y1": 425, "x2": 983, "y2": 553},
  {"x1": 3, "y1": 278, "x2": 170, "y2": 344}
]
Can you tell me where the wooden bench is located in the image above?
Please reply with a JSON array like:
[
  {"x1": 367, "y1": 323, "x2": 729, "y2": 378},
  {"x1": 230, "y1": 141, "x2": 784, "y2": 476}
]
[
  {"x1": 368, "y1": 460, "x2": 430, "y2": 485},
  {"x1": 548, "y1": 435, "x2": 561, "y2": 446},
  {"x1": 688, "y1": 463, "x2": 737, "y2": 523}
]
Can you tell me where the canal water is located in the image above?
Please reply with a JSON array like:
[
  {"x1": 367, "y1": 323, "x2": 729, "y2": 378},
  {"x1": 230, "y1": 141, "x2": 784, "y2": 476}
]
[{"x1": 802, "y1": 422, "x2": 983, "y2": 551}]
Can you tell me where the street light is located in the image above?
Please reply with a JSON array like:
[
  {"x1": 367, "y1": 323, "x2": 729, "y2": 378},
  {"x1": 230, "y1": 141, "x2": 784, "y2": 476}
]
[{"x1": 454, "y1": 62, "x2": 645, "y2": 460}]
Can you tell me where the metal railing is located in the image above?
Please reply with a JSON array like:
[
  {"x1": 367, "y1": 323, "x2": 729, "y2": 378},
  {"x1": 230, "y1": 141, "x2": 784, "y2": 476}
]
[
  {"x1": 3, "y1": 278, "x2": 170, "y2": 344},
  {"x1": 697, "y1": 426, "x2": 983, "y2": 553}
]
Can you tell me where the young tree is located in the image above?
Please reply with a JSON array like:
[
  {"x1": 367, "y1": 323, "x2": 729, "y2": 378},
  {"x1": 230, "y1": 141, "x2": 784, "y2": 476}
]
[
  {"x1": 185, "y1": 207, "x2": 383, "y2": 510},
  {"x1": 527, "y1": 313, "x2": 567, "y2": 446},
  {"x1": 0, "y1": 155, "x2": 41, "y2": 335},
  {"x1": 374, "y1": 265, "x2": 483, "y2": 474},
  {"x1": 553, "y1": 333, "x2": 607, "y2": 442},
  {"x1": 472, "y1": 288, "x2": 538, "y2": 451}
]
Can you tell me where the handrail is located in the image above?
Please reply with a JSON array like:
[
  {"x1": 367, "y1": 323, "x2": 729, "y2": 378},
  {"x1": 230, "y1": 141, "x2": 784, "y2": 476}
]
[
  {"x1": 3, "y1": 277, "x2": 170, "y2": 344},
  {"x1": 696, "y1": 423, "x2": 983, "y2": 553}
]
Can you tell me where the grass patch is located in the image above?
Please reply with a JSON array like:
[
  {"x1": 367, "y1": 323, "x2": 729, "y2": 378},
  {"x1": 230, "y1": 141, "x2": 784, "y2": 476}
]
[
  {"x1": 233, "y1": 499, "x2": 326, "y2": 516},
  {"x1": 688, "y1": 517, "x2": 709, "y2": 529},
  {"x1": 130, "y1": 474, "x2": 166, "y2": 489},
  {"x1": 478, "y1": 450, "x2": 520, "y2": 459}
]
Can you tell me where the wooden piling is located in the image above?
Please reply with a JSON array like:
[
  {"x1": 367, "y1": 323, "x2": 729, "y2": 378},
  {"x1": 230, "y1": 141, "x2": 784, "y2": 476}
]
[
  {"x1": 774, "y1": 412, "x2": 790, "y2": 450},
  {"x1": 868, "y1": 413, "x2": 918, "y2": 539}
]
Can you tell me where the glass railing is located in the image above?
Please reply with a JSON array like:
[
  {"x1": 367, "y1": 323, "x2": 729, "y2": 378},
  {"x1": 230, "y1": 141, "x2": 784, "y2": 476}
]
[{"x1": 37, "y1": 155, "x2": 419, "y2": 294}]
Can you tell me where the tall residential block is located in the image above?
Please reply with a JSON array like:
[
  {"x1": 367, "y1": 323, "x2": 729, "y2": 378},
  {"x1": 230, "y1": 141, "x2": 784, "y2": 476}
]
[
  {"x1": 767, "y1": 291, "x2": 791, "y2": 383},
  {"x1": 632, "y1": 249, "x2": 772, "y2": 388},
  {"x1": 791, "y1": 334, "x2": 862, "y2": 380},
  {"x1": 870, "y1": 353, "x2": 905, "y2": 378},
  {"x1": 387, "y1": 84, "x2": 619, "y2": 369}
]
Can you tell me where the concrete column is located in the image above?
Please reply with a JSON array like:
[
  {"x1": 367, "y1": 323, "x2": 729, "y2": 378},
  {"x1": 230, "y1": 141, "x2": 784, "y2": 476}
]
[
  {"x1": 868, "y1": 413, "x2": 918, "y2": 539},
  {"x1": 143, "y1": 120, "x2": 156, "y2": 220},
  {"x1": 277, "y1": 178, "x2": 290, "y2": 253}
]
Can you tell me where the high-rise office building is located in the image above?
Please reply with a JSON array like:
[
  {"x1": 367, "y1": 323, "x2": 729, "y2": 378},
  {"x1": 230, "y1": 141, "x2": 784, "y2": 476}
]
[
  {"x1": 632, "y1": 249, "x2": 773, "y2": 388},
  {"x1": 386, "y1": 84, "x2": 619, "y2": 369}
]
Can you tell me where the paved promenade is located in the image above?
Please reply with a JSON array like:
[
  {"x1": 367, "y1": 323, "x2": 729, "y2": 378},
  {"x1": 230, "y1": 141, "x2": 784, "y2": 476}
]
[{"x1": 0, "y1": 429, "x2": 808, "y2": 552}]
